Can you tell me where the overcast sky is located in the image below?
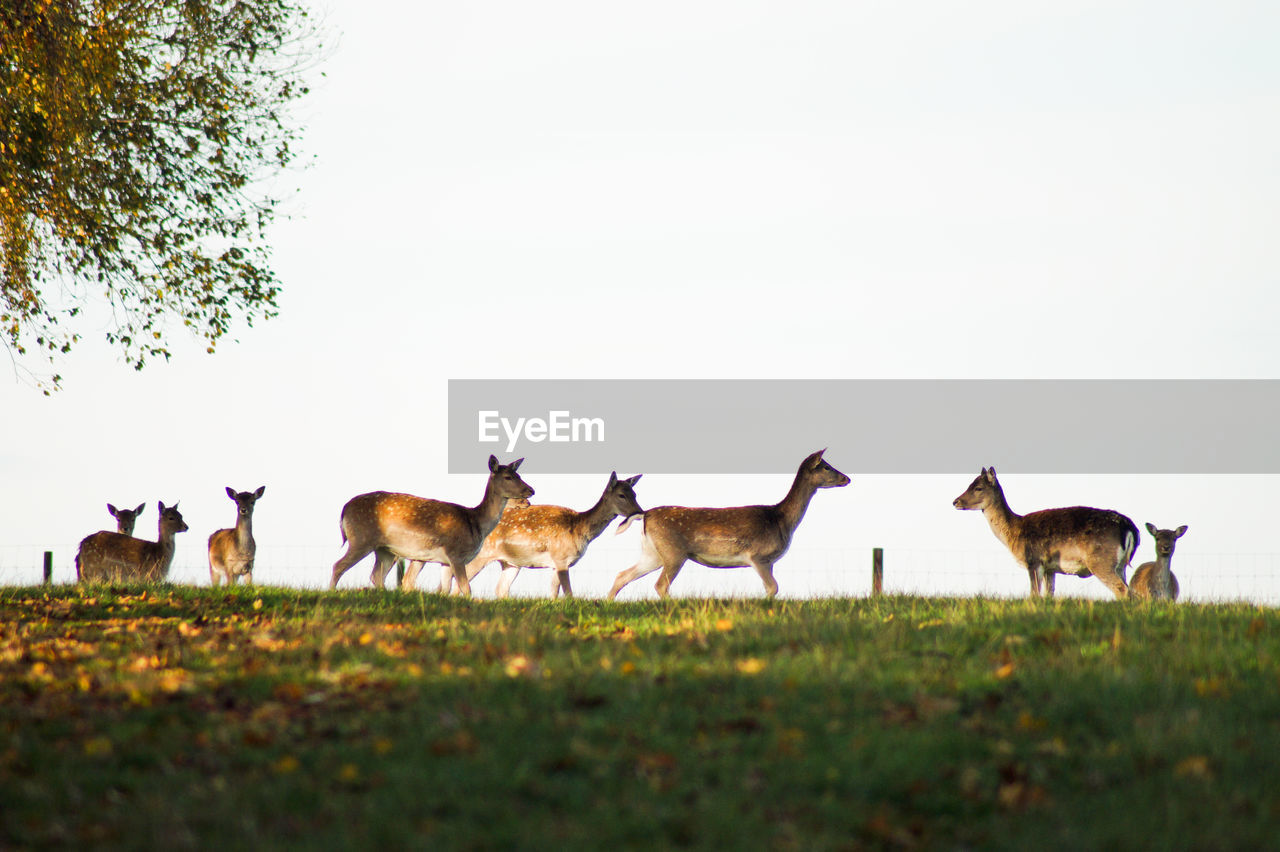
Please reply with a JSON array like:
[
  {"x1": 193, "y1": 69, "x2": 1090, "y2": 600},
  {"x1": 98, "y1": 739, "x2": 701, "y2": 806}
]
[{"x1": 2, "y1": 1, "x2": 1278, "y2": 599}]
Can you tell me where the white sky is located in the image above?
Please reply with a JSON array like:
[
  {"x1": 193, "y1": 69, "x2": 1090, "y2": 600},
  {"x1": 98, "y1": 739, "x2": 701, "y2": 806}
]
[{"x1": 2, "y1": 1, "x2": 1278, "y2": 599}]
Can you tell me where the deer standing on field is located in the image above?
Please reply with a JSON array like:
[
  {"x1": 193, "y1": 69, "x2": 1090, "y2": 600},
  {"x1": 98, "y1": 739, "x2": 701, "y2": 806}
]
[
  {"x1": 108, "y1": 502, "x2": 146, "y2": 536},
  {"x1": 208, "y1": 486, "x2": 266, "y2": 587},
  {"x1": 330, "y1": 455, "x2": 535, "y2": 594},
  {"x1": 76, "y1": 502, "x2": 189, "y2": 583},
  {"x1": 1129, "y1": 524, "x2": 1186, "y2": 601},
  {"x1": 426, "y1": 472, "x2": 644, "y2": 598},
  {"x1": 952, "y1": 467, "x2": 1138, "y2": 599},
  {"x1": 607, "y1": 450, "x2": 849, "y2": 600}
]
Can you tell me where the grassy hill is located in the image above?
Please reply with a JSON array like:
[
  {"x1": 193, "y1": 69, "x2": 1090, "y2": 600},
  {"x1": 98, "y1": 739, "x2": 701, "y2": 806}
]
[{"x1": 3, "y1": 586, "x2": 1278, "y2": 849}]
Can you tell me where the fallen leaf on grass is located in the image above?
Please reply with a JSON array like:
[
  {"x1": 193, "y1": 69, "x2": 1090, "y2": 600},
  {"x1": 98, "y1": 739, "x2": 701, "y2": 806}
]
[{"x1": 1174, "y1": 755, "x2": 1213, "y2": 780}]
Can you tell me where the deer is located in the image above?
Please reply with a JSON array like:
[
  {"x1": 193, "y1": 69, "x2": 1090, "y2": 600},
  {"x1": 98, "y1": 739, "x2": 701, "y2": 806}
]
[
  {"x1": 607, "y1": 450, "x2": 849, "y2": 600},
  {"x1": 397, "y1": 496, "x2": 532, "y2": 592},
  {"x1": 208, "y1": 486, "x2": 266, "y2": 587},
  {"x1": 329, "y1": 455, "x2": 535, "y2": 594},
  {"x1": 425, "y1": 472, "x2": 644, "y2": 598},
  {"x1": 1129, "y1": 524, "x2": 1186, "y2": 601},
  {"x1": 952, "y1": 467, "x2": 1138, "y2": 599},
  {"x1": 76, "y1": 502, "x2": 189, "y2": 583},
  {"x1": 108, "y1": 502, "x2": 146, "y2": 536}
]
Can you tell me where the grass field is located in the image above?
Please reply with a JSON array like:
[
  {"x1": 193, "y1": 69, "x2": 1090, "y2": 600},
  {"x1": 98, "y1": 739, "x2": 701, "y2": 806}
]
[{"x1": 3, "y1": 585, "x2": 1279, "y2": 850}]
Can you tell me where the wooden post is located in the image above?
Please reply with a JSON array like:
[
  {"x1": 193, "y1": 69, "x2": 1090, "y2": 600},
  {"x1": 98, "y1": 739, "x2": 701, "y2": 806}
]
[
  {"x1": 871, "y1": 547, "x2": 883, "y2": 596},
  {"x1": 43, "y1": 551, "x2": 53, "y2": 585}
]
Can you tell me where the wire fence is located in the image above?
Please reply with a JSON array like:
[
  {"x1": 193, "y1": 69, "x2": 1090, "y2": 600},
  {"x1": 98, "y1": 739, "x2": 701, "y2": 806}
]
[{"x1": 3, "y1": 543, "x2": 1279, "y2": 606}]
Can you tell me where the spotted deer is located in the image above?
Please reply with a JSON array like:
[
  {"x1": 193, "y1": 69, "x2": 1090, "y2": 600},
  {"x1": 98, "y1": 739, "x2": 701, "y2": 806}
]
[
  {"x1": 1129, "y1": 523, "x2": 1186, "y2": 601},
  {"x1": 425, "y1": 472, "x2": 644, "y2": 598},
  {"x1": 208, "y1": 486, "x2": 266, "y2": 587},
  {"x1": 952, "y1": 467, "x2": 1138, "y2": 599},
  {"x1": 108, "y1": 502, "x2": 146, "y2": 536},
  {"x1": 607, "y1": 450, "x2": 850, "y2": 600},
  {"x1": 76, "y1": 502, "x2": 189, "y2": 583},
  {"x1": 329, "y1": 455, "x2": 535, "y2": 594}
]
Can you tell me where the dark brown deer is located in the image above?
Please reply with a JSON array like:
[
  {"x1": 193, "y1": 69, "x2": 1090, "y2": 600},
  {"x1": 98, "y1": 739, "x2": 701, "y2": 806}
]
[
  {"x1": 1129, "y1": 523, "x2": 1186, "y2": 601},
  {"x1": 607, "y1": 450, "x2": 849, "y2": 600},
  {"x1": 426, "y1": 472, "x2": 644, "y2": 598},
  {"x1": 952, "y1": 467, "x2": 1138, "y2": 599},
  {"x1": 108, "y1": 502, "x2": 146, "y2": 536},
  {"x1": 76, "y1": 502, "x2": 189, "y2": 583},
  {"x1": 330, "y1": 455, "x2": 534, "y2": 594},
  {"x1": 208, "y1": 486, "x2": 266, "y2": 587}
]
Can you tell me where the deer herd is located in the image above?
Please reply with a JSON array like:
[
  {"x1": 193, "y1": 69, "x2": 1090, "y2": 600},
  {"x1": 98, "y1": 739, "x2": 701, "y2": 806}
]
[{"x1": 72, "y1": 454, "x2": 1187, "y2": 602}]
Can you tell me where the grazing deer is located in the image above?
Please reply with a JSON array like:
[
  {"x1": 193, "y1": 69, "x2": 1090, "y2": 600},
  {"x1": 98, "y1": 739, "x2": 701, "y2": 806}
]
[
  {"x1": 607, "y1": 450, "x2": 849, "y2": 600},
  {"x1": 1129, "y1": 523, "x2": 1186, "y2": 601},
  {"x1": 208, "y1": 486, "x2": 266, "y2": 587},
  {"x1": 76, "y1": 502, "x2": 189, "y2": 583},
  {"x1": 427, "y1": 472, "x2": 644, "y2": 598},
  {"x1": 329, "y1": 455, "x2": 534, "y2": 594},
  {"x1": 108, "y1": 502, "x2": 146, "y2": 536},
  {"x1": 952, "y1": 467, "x2": 1138, "y2": 599}
]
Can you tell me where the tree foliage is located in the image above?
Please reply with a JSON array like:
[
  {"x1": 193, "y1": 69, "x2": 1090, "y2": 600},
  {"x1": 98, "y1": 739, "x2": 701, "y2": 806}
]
[{"x1": 0, "y1": 0, "x2": 319, "y2": 390}]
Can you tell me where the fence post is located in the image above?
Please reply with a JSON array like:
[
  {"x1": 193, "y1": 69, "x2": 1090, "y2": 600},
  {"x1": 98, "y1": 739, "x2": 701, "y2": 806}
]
[
  {"x1": 872, "y1": 547, "x2": 883, "y2": 596},
  {"x1": 43, "y1": 551, "x2": 53, "y2": 585}
]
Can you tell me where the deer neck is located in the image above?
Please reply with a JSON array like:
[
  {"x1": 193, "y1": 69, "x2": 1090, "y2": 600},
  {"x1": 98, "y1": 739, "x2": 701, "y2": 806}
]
[
  {"x1": 472, "y1": 480, "x2": 510, "y2": 539},
  {"x1": 574, "y1": 493, "x2": 618, "y2": 545},
  {"x1": 236, "y1": 514, "x2": 254, "y2": 549},
  {"x1": 981, "y1": 487, "x2": 1023, "y2": 552},
  {"x1": 776, "y1": 469, "x2": 820, "y2": 533}
]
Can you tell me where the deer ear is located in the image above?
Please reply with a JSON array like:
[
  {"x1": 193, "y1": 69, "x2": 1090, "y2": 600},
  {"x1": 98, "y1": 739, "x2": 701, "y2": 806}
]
[
  {"x1": 255, "y1": 486, "x2": 266, "y2": 498},
  {"x1": 226, "y1": 486, "x2": 236, "y2": 500},
  {"x1": 625, "y1": 474, "x2": 642, "y2": 486},
  {"x1": 1146, "y1": 522, "x2": 1158, "y2": 536},
  {"x1": 1175, "y1": 525, "x2": 1188, "y2": 538},
  {"x1": 488, "y1": 455, "x2": 499, "y2": 472},
  {"x1": 134, "y1": 503, "x2": 145, "y2": 515},
  {"x1": 158, "y1": 501, "x2": 167, "y2": 513},
  {"x1": 510, "y1": 457, "x2": 524, "y2": 471},
  {"x1": 108, "y1": 504, "x2": 119, "y2": 516},
  {"x1": 985, "y1": 467, "x2": 997, "y2": 481},
  {"x1": 608, "y1": 471, "x2": 618, "y2": 486}
]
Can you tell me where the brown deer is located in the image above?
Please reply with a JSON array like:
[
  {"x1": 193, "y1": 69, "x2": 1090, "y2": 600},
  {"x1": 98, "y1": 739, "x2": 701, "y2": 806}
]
[
  {"x1": 329, "y1": 455, "x2": 534, "y2": 594},
  {"x1": 1129, "y1": 523, "x2": 1186, "y2": 601},
  {"x1": 607, "y1": 450, "x2": 849, "y2": 600},
  {"x1": 427, "y1": 472, "x2": 644, "y2": 598},
  {"x1": 952, "y1": 467, "x2": 1138, "y2": 599},
  {"x1": 108, "y1": 502, "x2": 146, "y2": 536},
  {"x1": 397, "y1": 496, "x2": 531, "y2": 593},
  {"x1": 76, "y1": 502, "x2": 189, "y2": 583},
  {"x1": 208, "y1": 486, "x2": 266, "y2": 587}
]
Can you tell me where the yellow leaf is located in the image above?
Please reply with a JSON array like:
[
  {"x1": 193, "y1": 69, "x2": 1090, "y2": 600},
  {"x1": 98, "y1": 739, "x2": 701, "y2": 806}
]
[
  {"x1": 736, "y1": 657, "x2": 766, "y2": 675},
  {"x1": 994, "y1": 662, "x2": 1015, "y2": 680},
  {"x1": 715, "y1": 619, "x2": 734, "y2": 632},
  {"x1": 273, "y1": 755, "x2": 300, "y2": 774}
]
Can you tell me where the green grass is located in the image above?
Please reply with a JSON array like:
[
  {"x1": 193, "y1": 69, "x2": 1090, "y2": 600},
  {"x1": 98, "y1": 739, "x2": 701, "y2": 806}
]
[{"x1": 3, "y1": 585, "x2": 1279, "y2": 849}]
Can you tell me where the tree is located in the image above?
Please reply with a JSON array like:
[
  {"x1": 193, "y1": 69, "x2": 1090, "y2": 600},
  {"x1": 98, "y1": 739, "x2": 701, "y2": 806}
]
[{"x1": 0, "y1": 0, "x2": 320, "y2": 391}]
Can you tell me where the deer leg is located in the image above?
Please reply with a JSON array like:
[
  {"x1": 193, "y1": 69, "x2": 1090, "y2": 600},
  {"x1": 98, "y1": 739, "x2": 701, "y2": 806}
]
[
  {"x1": 209, "y1": 563, "x2": 221, "y2": 587},
  {"x1": 654, "y1": 559, "x2": 687, "y2": 599},
  {"x1": 1026, "y1": 564, "x2": 1043, "y2": 597},
  {"x1": 554, "y1": 564, "x2": 573, "y2": 599},
  {"x1": 494, "y1": 562, "x2": 520, "y2": 599},
  {"x1": 1096, "y1": 569, "x2": 1129, "y2": 600},
  {"x1": 1043, "y1": 570, "x2": 1056, "y2": 598},
  {"x1": 750, "y1": 559, "x2": 779, "y2": 597},
  {"x1": 437, "y1": 565, "x2": 454, "y2": 595},
  {"x1": 450, "y1": 560, "x2": 473, "y2": 597},
  {"x1": 331, "y1": 544, "x2": 374, "y2": 589},
  {"x1": 370, "y1": 549, "x2": 397, "y2": 588},
  {"x1": 608, "y1": 551, "x2": 663, "y2": 600},
  {"x1": 400, "y1": 560, "x2": 424, "y2": 591}
]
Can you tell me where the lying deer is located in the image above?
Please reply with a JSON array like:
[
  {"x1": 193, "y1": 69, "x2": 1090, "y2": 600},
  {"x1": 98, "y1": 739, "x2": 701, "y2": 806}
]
[
  {"x1": 76, "y1": 502, "x2": 189, "y2": 583},
  {"x1": 329, "y1": 455, "x2": 534, "y2": 594},
  {"x1": 108, "y1": 502, "x2": 146, "y2": 536},
  {"x1": 1129, "y1": 523, "x2": 1186, "y2": 601},
  {"x1": 607, "y1": 450, "x2": 849, "y2": 599},
  {"x1": 952, "y1": 467, "x2": 1137, "y2": 599},
  {"x1": 426, "y1": 472, "x2": 644, "y2": 598},
  {"x1": 208, "y1": 486, "x2": 266, "y2": 587}
]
